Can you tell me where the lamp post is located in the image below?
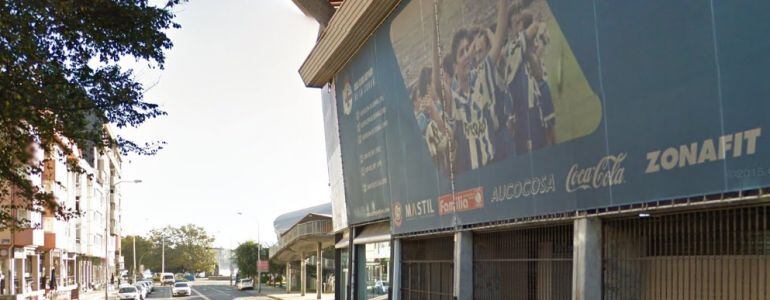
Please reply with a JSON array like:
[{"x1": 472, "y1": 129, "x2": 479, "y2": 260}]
[
  {"x1": 133, "y1": 236, "x2": 136, "y2": 283},
  {"x1": 257, "y1": 221, "x2": 261, "y2": 294},
  {"x1": 109, "y1": 179, "x2": 141, "y2": 299},
  {"x1": 161, "y1": 235, "x2": 165, "y2": 275},
  {"x1": 236, "y1": 212, "x2": 262, "y2": 292},
  {"x1": 132, "y1": 218, "x2": 149, "y2": 284}
]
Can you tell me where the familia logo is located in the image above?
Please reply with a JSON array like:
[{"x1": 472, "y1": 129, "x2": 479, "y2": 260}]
[
  {"x1": 566, "y1": 153, "x2": 627, "y2": 192},
  {"x1": 439, "y1": 187, "x2": 484, "y2": 216}
]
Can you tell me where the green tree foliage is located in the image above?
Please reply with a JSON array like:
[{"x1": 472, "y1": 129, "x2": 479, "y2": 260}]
[
  {"x1": 120, "y1": 235, "x2": 155, "y2": 278},
  {"x1": 123, "y1": 224, "x2": 216, "y2": 275},
  {"x1": 0, "y1": 0, "x2": 185, "y2": 227},
  {"x1": 233, "y1": 241, "x2": 263, "y2": 278},
  {"x1": 172, "y1": 224, "x2": 217, "y2": 273}
]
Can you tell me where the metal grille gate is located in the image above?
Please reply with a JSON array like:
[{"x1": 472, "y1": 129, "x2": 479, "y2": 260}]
[
  {"x1": 401, "y1": 236, "x2": 454, "y2": 300},
  {"x1": 603, "y1": 204, "x2": 770, "y2": 299},
  {"x1": 473, "y1": 225, "x2": 573, "y2": 300}
]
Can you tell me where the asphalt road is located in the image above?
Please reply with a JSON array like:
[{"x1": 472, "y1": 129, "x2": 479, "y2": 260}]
[{"x1": 145, "y1": 280, "x2": 268, "y2": 300}]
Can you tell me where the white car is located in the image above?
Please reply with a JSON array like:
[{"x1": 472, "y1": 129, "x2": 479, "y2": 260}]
[
  {"x1": 236, "y1": 278, "x2": 254, "y2": 290},
  {"x1": 373, "y1": 280, "x2": 389, "y2": 294},
  {"x1": 134, "y1": 283, "x2": 148, "y2": 299},
  {"x1": 118, "y1": 285, "x2": 141, "y2": 300},
  {"x1": 172, "y1": 282, "x2": 192, "y2": 297},
  {"x1": 162, "y1": 273, "x2": 176, "y2": 286},
  {"x1": 138, "y1": 281, "x2": 152, "y2": 293}
]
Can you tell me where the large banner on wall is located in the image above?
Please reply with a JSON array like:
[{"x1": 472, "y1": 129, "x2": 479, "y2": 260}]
[
  {"x1": 322, "y1": 86, "x2": 349, "y2": 231},
  {"x1": 334, "y1": 0, "x2": 770, "y2": 233}
]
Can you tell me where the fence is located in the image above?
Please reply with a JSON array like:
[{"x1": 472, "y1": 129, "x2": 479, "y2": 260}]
[
  {"x1": 401, "y1": 236, "x2": 454, "y2": 300},
  {"x1": 603, "y1": 204, "x2": 770, "y2": 299},
  {"x1": 473, "y1": 225, "x2": 573, "y2": 300}
]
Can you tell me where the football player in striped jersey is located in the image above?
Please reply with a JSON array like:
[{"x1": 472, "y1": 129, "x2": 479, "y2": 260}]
[{"x1": 443, "y1": 0, "x2": 512, "y2": 171}]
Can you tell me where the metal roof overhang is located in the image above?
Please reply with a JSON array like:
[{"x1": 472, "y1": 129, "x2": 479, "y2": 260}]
[
  {"x1": 353, "y1": 221, "x2": 390, "y2": 244},
  {"x1": 299, "y1": 0, "x2": 401, "y2": 87},
  {"x1": 271, "y1": 233, "x2": 335, "y2": 262},
  {"x1": 334, "y1": 230, "x2": 350, "y2": 249}
]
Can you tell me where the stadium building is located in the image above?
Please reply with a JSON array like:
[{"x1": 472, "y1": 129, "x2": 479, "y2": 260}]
[{"x1": 294, "y1": 0, "x2": 770, "y2": 299}]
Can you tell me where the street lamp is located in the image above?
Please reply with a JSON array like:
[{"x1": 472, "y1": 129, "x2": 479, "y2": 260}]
[
  {"x1": 161, "y1": 232, "x2": 166, "y2": 276},
  {"x1": 237, "y1": 211, "x2": 262, "y2": 293},
  {"x1": 132, "y1": 217, "x2": 149, "y2": 284},
  {"x1": 109, "y1": 179, "x2": 141, "y2": 299},
  {"x1": 257, "y1": 221, "x2": 262, "y2": 294}
]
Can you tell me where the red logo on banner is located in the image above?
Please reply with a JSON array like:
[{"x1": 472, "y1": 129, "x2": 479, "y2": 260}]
[
  {"x1": 257, "y1": 261, "x2": 269, "y2": 272},
  {"x1": 438, "y1": 187, "x2": 484, "y2": 216}
]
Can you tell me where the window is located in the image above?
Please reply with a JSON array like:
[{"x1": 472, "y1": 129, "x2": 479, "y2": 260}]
[{"x1": 357, "y1": 241, "x2": 391, "y2": 299}]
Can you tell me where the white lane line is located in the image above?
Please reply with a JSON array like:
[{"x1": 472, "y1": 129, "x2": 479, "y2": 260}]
[{"x1": 191, "y1": 286, "x2": 211, "y2": 300}]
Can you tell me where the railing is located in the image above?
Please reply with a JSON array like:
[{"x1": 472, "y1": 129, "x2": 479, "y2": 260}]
[{"x1": 270, "y1": 219, "x2": 332, "y2": 258}]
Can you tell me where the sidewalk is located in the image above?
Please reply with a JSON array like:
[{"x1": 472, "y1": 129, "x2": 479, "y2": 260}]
[{"x1": 260, "y1": 285, "x2": 334, "y2": 300}]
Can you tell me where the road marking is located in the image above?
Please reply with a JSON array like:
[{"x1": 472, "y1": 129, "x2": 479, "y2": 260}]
[{"x1": 191, "y1": 286, "x2": 211, "y2": 300}]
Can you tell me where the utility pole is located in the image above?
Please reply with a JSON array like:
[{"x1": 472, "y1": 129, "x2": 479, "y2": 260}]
[
  {"x1": 107, "y1": 179, "x2": 141, "y2": 297},
  {"x1": 257, "y1": 222, "x2": 261, "y2": 294},
  {"x1": 132, "y1": 236, "x2": 137, "y2": 283},
  {"x1": 105, "y1": 186, "x2": 110, "y2": 300},
  {"x1": 161, "y1": 237, "x2": 165, "y2": 275}
]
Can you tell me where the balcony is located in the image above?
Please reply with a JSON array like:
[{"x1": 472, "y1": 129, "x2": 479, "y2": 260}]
[{"x1": 269, "y1": 219, "x2": 333, "y2": 261}]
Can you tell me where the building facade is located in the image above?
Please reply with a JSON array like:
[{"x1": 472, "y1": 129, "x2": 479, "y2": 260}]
[
  {"x1": 270, "y1": 203, "x2": 335, "y2": 299},
  {"x1": 0, "y1": 128, "x2": 125, "y2": 299},
  {"x1": 296, "y1": 0, "x2": 770, "y2": 299}
]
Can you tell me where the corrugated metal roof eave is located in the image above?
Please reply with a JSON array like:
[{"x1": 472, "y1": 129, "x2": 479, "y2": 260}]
[{"x1": 299, "y1": 0, "x2": 401, "y2": 88}]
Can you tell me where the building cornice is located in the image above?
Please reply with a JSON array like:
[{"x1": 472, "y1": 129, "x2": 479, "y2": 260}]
[{"x1": 299, "y1": 0, "x2": 400, "y2": 88}]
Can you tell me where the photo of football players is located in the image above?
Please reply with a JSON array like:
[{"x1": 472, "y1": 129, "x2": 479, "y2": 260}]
[
  {"x1": 390, "y1": 0, "x2": 601, "y2": 175},
  {"x1": 441, "y1": 0, "x2": 510, "y2": 172},
  {"x1": 411, "y1": 67, "x2": 453, "y2": 172},
  {"x1": 498, "y1": 6, "x2": 556, "y2": 154}
]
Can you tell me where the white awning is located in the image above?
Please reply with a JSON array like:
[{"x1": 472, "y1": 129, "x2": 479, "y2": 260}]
[
  {"x1": 353, "y1": 222, "x2": 391, "y2": 245},
  {"x1": 335, "y1": 230, "x2": 350, "y2": 249}
]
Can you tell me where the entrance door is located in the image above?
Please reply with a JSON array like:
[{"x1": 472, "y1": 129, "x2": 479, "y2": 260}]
[
  {"x1": 473, "y1": 225, "x2": 573, "y2": 299},
  {"x1": 400, "y1": 236, "x2": 454, "y2": 300}
]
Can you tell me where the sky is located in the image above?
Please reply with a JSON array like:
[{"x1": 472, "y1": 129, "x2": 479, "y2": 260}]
[{"x1": 118, "y1": 0, "x2": 327, "y2": 249}]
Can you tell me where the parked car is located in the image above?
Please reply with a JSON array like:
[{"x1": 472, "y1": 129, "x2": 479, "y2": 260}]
[
  {"x1": 236, "y1": 278, "x2": 254, "y2": 290},
  {"x1": 373, "y1": 280, "x2": 389, "y2": 294},
  {"x1": 134, "y1": 283, "x2": 148, "y2": 300},
  {"x1": 118, "y1": 286, "x2": 141, "y2": 300},
  {"x1": 140, "y1": 280, "x2": 153, "y2": 293},
  {"x1": 162, "y1": 273, "x2": 176, "y2": 286},
  {"x1": 172, "y1": 282, "x2": 192, "y2": 297}
]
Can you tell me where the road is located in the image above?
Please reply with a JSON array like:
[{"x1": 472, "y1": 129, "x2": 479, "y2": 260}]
[{"x1": 145, "y1": 279, "x2": 271, "y2": 300}]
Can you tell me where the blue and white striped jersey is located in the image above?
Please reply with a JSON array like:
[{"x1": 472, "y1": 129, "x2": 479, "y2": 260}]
[{"x1": 451, "y1": 57, "x2": 498, "y2": 170}]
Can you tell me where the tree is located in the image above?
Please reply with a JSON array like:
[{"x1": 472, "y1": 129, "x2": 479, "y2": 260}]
[
  {"x1": 233, "y1": 241, "x2": 261, "y2": 278},
  {"x1": 0, "y1": 0, "x2": 185, "y2": 227},
  {"x1": 173, "y1": 224, "x2": 217, "y2": 273},
  {"x1": 121, "y1": 235, "x2": 155, "y2": 278},
  {"x1": 147, "y1": 224, "x2": 216, "y2": 274}
]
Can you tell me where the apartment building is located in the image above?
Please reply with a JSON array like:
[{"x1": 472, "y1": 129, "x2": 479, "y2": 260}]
[{"x1": 0, "y1": 128, "x2": 125, "y2": 299}]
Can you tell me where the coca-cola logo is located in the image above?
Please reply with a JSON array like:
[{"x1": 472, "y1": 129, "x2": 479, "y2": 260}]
[{"x1": 566, "y1": 153, "x2": 627, "y2": 192}]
